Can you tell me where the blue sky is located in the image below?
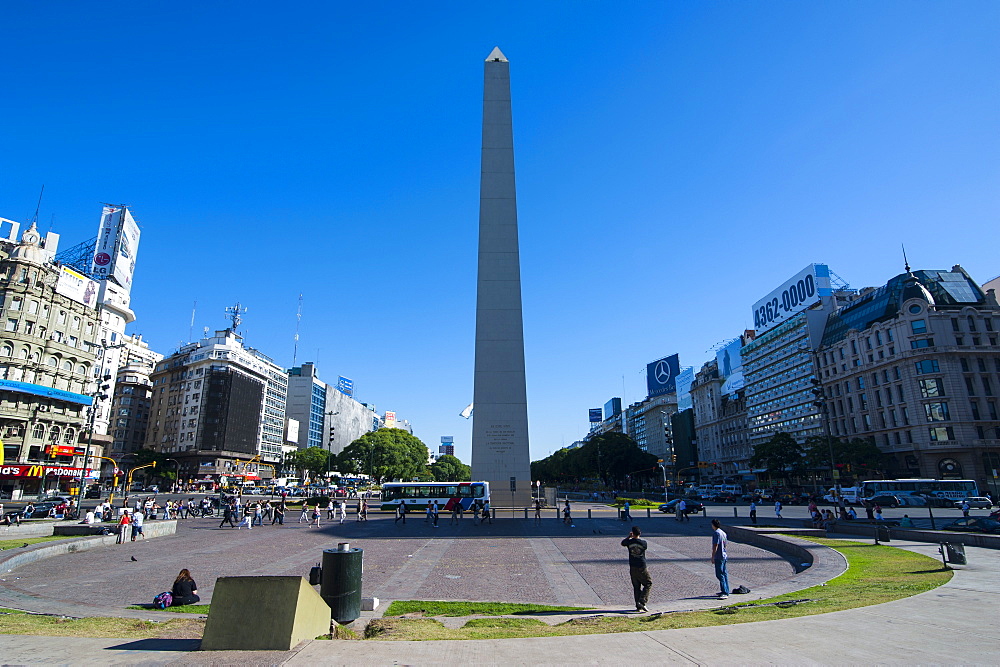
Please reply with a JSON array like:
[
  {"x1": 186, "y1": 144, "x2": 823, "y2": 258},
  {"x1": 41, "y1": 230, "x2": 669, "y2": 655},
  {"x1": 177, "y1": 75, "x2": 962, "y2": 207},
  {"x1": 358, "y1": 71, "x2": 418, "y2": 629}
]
[{"x1": 3, "y1": 2, "x2": 998, "y2": 464}]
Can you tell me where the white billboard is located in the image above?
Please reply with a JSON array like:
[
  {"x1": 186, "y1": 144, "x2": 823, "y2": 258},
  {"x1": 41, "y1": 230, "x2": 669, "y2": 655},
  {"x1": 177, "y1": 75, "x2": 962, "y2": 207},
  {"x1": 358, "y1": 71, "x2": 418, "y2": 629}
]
[
  {"x1": 716, "y1": 338, "x2": 745, "y2": 395},
  {"x1": 55, "y1": 266, "x2": 98, "y2": 308},
  {"x1": 91, "y1": 206, "x2": 140, "y2": 289},
  {"x1": 752, "y1": 263, "x2": 832, "y2": 334}
]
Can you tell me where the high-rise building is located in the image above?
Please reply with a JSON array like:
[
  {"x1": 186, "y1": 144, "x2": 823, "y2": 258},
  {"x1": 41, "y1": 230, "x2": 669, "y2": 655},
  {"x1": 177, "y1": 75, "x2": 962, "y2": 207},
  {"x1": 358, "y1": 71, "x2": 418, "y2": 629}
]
[
  {"x1": 471, "y1": 47, "x2": 531, "y2": 503},
  {"x1": 145, "y1": 327, "x2": 286, "y2": 485},
  {"x1": 108, "y1": 333, "x2": 162, "y2": 462},
  {"x1": 815, "y1": 265, "x2": 1000, "y2": 495},
  {"x1": 0, "y1": 220, "x2": 105, "y2": 498}
]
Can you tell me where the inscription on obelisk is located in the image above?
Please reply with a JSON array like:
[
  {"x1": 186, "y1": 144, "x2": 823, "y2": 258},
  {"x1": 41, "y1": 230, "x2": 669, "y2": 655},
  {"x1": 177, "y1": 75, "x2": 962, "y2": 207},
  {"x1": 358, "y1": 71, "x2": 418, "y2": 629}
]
[{"x1": 471, "y1": 47, "x2": 531, "y2": 505}]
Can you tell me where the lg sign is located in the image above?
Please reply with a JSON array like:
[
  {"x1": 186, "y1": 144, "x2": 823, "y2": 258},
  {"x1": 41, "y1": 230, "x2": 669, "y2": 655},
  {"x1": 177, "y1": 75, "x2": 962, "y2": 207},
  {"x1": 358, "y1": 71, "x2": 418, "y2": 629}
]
[{"x1": 94, "y1": 252, "x2": 111, "y2": 266}]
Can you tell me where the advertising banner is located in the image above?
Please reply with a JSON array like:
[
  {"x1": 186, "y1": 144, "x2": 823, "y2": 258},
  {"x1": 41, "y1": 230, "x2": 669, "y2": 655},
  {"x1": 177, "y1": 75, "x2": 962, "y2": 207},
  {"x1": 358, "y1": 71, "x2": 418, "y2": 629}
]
[
  {"x1": 55, "y1": 266, "x2": 98, "y2": 308},
  {"x1": 384, "y1": 411, "x2": 397, "y2": 428},
  {"x1": 646, "y1": 354, "x2": 680, "y2": 397},
  {"x1": 752, "y1": 263, "x2": 832, "y2": 334},
  {"x1": 0, "y1": 380, "x2": 93, "y2": 405},
  {"x1": 716, "y1": 338, "x2": 746, "y2": 395},
  {"x1": 0, "y1": 464, "x2": 93, "y2": 478},
  {"x1": 91, "y1": 206, "x2": 140, "y2": 288},
  {"x1": 588, "y1": 408, "x2": 603, "y2": 423},
  {"x1": 675, "y1": 367, "x2": 695, "y2": 411},
  {"x1": 337, "y1": 376, "x2": 354, "y2": 397}
]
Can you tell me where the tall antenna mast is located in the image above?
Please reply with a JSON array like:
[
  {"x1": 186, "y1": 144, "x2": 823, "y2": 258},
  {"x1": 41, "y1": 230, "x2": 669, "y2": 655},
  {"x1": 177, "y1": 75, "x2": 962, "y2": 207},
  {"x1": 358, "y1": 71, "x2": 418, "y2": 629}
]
[
  {"x1": 32, "y1": 185, "x2": 45, "y2": 225},
  {"x1": 902, "y1": 244, "x2": 911, "y2": 273},
  {"x1": 292, "y1": 293, "x2": 303, "y2": 367},
  {"x1": 189, "y1": 300, "x2": 197, "y2": 342},
  {"x1": 225, "y1": 302, "x2": 246, "y2": 332}
]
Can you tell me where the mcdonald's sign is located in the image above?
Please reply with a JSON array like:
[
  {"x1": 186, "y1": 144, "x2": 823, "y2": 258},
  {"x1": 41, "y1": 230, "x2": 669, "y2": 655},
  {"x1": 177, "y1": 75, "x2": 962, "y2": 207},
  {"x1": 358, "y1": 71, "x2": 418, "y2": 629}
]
[{"x1": 26, "y1": 465, "x2": 44, "y2": 477}]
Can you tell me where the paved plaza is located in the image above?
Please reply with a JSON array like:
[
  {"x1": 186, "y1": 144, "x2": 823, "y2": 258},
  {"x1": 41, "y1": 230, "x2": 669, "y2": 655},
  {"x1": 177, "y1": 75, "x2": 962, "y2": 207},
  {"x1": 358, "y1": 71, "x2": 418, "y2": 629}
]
[{"x1": 2, "y1": 503, "x2": 802, "y2": 616}]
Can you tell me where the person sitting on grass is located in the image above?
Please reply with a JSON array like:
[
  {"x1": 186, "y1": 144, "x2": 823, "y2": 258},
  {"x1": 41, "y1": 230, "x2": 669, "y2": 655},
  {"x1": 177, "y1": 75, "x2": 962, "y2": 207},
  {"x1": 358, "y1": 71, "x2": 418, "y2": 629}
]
[{"x1": 171, "y1": 569, "x2": 200, "y2": 606}]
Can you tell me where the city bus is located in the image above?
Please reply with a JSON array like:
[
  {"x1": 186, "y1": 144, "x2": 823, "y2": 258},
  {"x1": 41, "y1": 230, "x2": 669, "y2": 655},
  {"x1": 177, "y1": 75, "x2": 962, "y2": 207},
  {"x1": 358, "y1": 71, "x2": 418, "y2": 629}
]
[
  {"x1": 380, "y1": 481, "x2": 489, "y2": 511},
  {"x1": 859, "y1": 479, "x2": 978, "y2": 503}
]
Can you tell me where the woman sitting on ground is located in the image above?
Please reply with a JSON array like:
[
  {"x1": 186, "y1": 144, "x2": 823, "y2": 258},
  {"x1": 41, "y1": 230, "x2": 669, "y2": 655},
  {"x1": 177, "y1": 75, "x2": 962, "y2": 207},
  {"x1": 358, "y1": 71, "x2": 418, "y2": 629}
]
[{"x1": 171, "y1": 569, "x2": 200, "y2": 606}]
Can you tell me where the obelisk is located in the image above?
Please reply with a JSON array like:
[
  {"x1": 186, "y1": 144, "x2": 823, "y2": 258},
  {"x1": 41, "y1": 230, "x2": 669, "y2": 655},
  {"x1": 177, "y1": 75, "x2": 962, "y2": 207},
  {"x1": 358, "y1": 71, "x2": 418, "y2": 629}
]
[{"x1": 471, "y1": 47, "x2": 531, "y2": 506}]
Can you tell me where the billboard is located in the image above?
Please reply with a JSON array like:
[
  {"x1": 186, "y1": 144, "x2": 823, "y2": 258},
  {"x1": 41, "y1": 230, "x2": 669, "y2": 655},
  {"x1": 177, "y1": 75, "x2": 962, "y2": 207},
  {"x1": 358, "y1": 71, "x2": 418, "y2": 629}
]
[
  {"x1": 91, "y1": 206, "x2": 140, "y2": 289},
  {"x1": 752, "y1": 263, "x2": 832, "y2": 334},
  {"x1": 384, "y1": 411, "x2": 397, "y2": 428},
  {"x1": 55, "y1": 266, "x2": 98, "y2": 308},
  {"x1": 588, "y1": 408, "x2": 603, "y2": 423},
  {"x1": 0, "y1": 379, "x2": 93, "y2": 405},
  {"x1": 337, "y1": 376, "x2": 354, "y2": 397},
  {"x1": 675, "y1": 367, "x2": 695, "y2": 411},
  {"x1": 716, "y1": 338, "x2": 745, "y2": 395},
  {"x1": 604, "y1": 397, "x2": 622, "y2": 420},
  {"x1": 646, "y1": 354, "x2": 680, "y2": 397}
]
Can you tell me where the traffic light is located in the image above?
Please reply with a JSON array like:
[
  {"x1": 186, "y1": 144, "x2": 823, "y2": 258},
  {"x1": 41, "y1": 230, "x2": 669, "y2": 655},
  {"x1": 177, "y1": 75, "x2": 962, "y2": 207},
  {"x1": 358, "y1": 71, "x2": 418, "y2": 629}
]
[
  {"x1": 152, "y1": 461, "x2": 157, "y2": 468},
  {"x1": 810, "y1": 378, "x2": 825, "y2": 407}
]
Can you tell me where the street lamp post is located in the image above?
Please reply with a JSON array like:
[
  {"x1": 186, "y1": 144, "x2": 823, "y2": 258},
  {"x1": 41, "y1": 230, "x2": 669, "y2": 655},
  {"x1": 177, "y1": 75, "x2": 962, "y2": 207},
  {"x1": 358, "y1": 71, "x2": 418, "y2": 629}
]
[{"x1": 74, "y1": 377, "x2": 111, "y2": 513}]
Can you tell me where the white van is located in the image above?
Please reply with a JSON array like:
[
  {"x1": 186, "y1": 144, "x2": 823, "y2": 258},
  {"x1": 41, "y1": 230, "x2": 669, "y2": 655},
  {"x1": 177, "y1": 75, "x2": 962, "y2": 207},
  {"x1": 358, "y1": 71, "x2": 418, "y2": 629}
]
[{"x1": 823, "y1": 486, "x2": 861, "y2": 504}]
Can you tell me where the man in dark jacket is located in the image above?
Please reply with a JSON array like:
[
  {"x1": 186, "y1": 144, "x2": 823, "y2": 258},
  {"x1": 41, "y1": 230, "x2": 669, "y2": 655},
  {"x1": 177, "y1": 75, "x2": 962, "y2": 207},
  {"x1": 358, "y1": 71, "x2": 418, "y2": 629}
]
[
  {"x1": 621, "y1": 525, "x2": 652, "y2": 612},
  {"x1": 219, "y1": 502, "x2": 236, "y2": 528}
]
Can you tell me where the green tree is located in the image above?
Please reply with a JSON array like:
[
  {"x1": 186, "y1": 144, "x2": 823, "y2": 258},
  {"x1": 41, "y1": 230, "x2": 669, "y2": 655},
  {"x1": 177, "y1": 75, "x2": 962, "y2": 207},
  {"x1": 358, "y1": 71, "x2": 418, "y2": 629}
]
[
  {"x1": 530, "y1": 433, "x2": 656, "y2": 489},
  {"x1": 750, "y1": 432, "x2": 805, "y2": 483},
  {"x1": 288, "y1": 446, "x2": 332, "y2": 481},
  {"x1": 336, "y1": 428, "x2": 429, "y2": 483},
  {"x1": 429, "y1": 454, "x2": 472, "y2": 482}
]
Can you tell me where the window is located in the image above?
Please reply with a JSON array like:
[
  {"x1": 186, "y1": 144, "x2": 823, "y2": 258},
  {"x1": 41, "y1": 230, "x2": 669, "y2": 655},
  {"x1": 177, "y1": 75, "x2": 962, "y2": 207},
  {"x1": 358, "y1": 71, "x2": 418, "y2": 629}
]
[
  {"x1": 47, "y1": 356, "x2": 58, "y2": 367},
  {"x1": 847, "y1": 397, "x2": 854, "y2": 412},
  {"x1": 887, "y1": 329, "x2": 894, "y2": 342},
  {"x1": 9, "y1": 297, "x2": 21, "y2": 311},
  {"x1": 902, "y1": 407, "x2": 910, "y2": 425},
  {"x1": 860, "y1": 393, "x2": 868, "y2": 410},
  {"x1": 889, "y1": 409, "x2": 897, "y2": 427},
  {"x1": 845, "y1": 380, "x2": 852, "y2": 393},
  {"x1": 885, "y1": 387, "x2": 894, "y2": 405},
  {"x1": 894, "y1": 366, "x2": 901, "y2": 380},
  {"x1": 0, "y1": 344, "x2": 11, "y2": 357},
  {"x1": 971, "y1": 401, "x2": 981, "y2": 420},
  {"x1": 956, "y1": 337, "x2": 964, "y2": 346},
  {"x1": 911, "y1": 320, "x2": 927, "y2": 334},
  {"x1": 986, "y1": 318, "x2": 994, "y2": 332},
  {"x1": 875, "y1": 391, "x2": 883, "y2": 407},
  {"x1": 858, "y1": 377, "x2": 866, "y2": 390},
  {"x1": 974, "y1": 337, "x2": 982, "y2": 346},
  {"x1": 57, "y1": 311, "x2": 66, "y2": 325},
  {"x1": 924, "y1": 402, "x2": 951, "y2": 422},
  {"x1": 894, "y1": 431, "x2": 902, "y2": 444},
  {"x1": 876, "y1": 331, "x2": 883, "y2": 346},
  {"x1": 61, "y1": 360, "x2": 72, "y2": 371},
  {"x1": 5, "y1": 318, "x2": 17, "y2": 332},
  {"x1": 851, "y1": 341, "x2": 858, "y2": 355},
  {"x1": 897, "y1": 385, "x2": 905, "y2": 402},
  {"x1": 929, "y1": 427, "x2": 955, "y2": 442},
  {"x1": 906, "y1": 430, "x2": 913, "y2": 444},
  {"x1": 911, "y1": 338, "x2": 934, "y2": 349},
  {"x1": 990, "y1": 401, "x2": 998, "y2": 420},
  {"x1": 866, "y1": 337, "x2": 873, "y2": 350},
  {"x1": 71, "y1": 316, "x2": 81, "y2": 330},
  {"x1": 32, "y1": 423, "x2": 45, "y2": 439},
  {"x1": 27, "y1": 300, "x2": 38, "y2": 314},
  {"x1": 961, "y1": 358, "x2": 970, "y2": 372},
  {"x1": 862, "y1": 414, "x2": 872, "y2": 430},
  {"x1": 985, "y1": 376, "x2": 994, "y2": 396},
  {"x1": 919, "y1": 378, "x2": 945, "y2": 398},
  {"x1": 968, "y1": 316, "x2": 977, "y2": 332},
  {"x1": 951, "y1": 318, "x2": 961, "y2": 332}
]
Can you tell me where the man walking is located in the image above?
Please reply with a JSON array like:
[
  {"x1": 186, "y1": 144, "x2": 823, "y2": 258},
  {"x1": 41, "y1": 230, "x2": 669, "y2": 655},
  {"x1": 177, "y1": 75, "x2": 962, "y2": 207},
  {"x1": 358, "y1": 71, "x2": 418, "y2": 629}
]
[
  {"x1": 431, "y1": 500, "x2": 439, "y2": 527},
  {"x1": 679, "y1": 498, "x2": 689, "y2": 522},
  {"x1": 219, "y1": 502, "x2": 236, "y2": 528},
  {"x1": 749, "y1": 499, "x2": 757, "y2": 525},
  {"x1": 621, "y1": 525, "x2": 652, "y2": 612},
  {"x1": 622, "y1": 500, "x2": 631, "y2": 521},
  {"x1": 395, "y1": 500, "x2": 407, "y2": 524},
  {"x1": 711, "y1": 519, "x2": 730, "y2": 599}
]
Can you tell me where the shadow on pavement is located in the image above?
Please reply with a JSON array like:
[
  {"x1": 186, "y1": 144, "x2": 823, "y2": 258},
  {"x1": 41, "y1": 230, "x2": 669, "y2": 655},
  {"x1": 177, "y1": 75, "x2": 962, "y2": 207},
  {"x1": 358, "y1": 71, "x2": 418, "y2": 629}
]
[{"x1": 106, "y1": 638, "x2": 201, "y2": 652}]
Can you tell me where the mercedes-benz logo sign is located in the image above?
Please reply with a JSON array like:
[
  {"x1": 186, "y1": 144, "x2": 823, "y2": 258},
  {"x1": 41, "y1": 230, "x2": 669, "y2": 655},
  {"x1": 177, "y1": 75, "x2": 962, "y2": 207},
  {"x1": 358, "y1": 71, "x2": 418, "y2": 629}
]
[{"x1": 654, "y1": 360, "x2": 672, "y2": 385}]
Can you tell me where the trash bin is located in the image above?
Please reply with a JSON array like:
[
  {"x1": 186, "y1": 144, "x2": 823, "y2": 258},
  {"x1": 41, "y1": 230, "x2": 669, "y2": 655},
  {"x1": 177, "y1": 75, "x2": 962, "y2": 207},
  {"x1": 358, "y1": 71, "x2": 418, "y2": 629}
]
[
  {"x1": 320, "y1": 544, "x2": 363, "y2": 624},
  {"x1": 944, "y1": 542, "x2": 967, "y2": 565}
]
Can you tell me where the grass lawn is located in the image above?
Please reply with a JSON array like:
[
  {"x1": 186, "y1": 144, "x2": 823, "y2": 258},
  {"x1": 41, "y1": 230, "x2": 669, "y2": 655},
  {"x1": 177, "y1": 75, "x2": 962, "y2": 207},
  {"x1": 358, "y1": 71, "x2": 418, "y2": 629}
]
[
  {"x1": 0, "y1": 613, "x2": 205, "y2": 639},
  {"x1": 385, "y1": 601, "x2": 592, "y2": 617},
  {"x1": 0, "y1": 536, "x2": 70, "y2": 550},
  {"x1": 127, "y1": 604, "x2": 210, "y2": 614},
  {"x1": 362, "y1": 538, "x2": 952, "y2": 641}
]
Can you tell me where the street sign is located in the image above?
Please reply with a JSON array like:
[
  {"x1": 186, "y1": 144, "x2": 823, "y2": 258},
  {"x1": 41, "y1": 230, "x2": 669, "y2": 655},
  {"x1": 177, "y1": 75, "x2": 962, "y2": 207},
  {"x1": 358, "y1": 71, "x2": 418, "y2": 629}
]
[{"x1": 509, "y1": 477, "x2": 516, "y2": 493}]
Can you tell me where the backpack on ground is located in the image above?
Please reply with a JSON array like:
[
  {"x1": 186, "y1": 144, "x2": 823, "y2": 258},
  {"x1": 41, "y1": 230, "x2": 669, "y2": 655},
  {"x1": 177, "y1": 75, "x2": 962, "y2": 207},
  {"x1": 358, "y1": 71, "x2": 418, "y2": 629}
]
[{"x1": 153, "y1": 591, "x2": 173, "y2": 609}]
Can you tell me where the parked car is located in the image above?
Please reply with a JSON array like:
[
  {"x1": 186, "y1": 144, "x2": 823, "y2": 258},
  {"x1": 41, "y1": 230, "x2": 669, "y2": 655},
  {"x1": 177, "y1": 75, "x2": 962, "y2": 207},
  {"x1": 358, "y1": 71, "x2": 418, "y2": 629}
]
[
  {"x1": 955, "y1": 497, "x2": 994, "y2": 510},
  {"x1": 712, "y1": 493, "x2": 738, "y2": 503},
  {"x1": 44, "y1": 495, "x2": 72, "y2": 504},
  {"x1": 659, "y1": 499, "x2": 705, "y2": 515},
  {"x1": 942, "y1": 517, "x2": 1000, "y2": 534}
]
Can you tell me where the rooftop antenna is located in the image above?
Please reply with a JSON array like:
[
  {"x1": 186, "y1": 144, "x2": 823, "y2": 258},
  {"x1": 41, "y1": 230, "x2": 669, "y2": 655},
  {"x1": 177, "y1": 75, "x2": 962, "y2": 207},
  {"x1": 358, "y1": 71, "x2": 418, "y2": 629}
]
[
  {"x1": 31, "y1": 185, "x2": 45, "y2": 226},
  {"x1": 292, "y1": 293, "x2": 303, "y2": 367},
  {"x1": 225, "y1": 302, "x2": 246, "y2": 332},
  {"x1": 189, "y1": 300, "x2": 197, "y2": 342},
  {"x1": 902, "y1": 245, "x2": 911, "y2": 273}
]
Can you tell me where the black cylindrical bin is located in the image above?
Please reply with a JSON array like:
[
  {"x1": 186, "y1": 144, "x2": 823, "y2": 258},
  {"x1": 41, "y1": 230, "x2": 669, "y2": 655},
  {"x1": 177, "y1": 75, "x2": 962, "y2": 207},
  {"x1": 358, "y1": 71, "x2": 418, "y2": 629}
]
[
  {"x1": 321, "y1": 545, "x2": 363, "y2": 624},
  {"x1": 945, "y1": 542, "x2": 967, "y2": 565}
]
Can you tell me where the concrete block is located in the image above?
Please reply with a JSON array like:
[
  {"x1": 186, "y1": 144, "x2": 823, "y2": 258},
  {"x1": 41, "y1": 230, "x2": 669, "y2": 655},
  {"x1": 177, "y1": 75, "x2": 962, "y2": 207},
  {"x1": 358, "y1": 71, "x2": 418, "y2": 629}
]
[
  {"x1": 201, "y1": 576, "x2": 332, "y2": 651},
  {"x1": 361, "y1": 597, "x2": 379, "y2": 611}
]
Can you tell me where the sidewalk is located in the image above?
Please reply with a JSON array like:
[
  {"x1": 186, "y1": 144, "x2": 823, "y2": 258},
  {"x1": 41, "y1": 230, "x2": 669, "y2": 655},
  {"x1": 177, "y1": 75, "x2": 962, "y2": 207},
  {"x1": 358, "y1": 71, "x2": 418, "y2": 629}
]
[{"x1": 1, "y1": 538, "x2": 998, "y2": 665}]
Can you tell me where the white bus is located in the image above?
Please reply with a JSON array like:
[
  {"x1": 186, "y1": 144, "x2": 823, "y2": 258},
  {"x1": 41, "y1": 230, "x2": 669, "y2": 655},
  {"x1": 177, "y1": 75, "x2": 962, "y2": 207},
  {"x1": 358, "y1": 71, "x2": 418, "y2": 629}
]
[
  {"x1": 859, "y1": 479, "x2": 978, "y2": 503},
  {"x1": 380, "y1": 481, "x2": 490, "y2": 511}
]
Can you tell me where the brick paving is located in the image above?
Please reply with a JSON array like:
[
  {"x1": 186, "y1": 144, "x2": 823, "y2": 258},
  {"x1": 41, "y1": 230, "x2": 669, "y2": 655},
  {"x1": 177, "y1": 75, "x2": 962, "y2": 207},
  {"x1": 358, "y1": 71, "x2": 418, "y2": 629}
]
[{"x1": 1, "y1": 504, "x2": 798, "y2": 613}]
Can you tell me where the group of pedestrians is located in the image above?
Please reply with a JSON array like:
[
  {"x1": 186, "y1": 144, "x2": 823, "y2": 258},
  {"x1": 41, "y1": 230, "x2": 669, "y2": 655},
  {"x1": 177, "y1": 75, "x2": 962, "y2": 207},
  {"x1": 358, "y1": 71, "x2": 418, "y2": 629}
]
[
  {"x1": 393, "y1": 499, "x2": 491, "y2": 525},
  {"x1": 620, "y1": 518, "x2": 734, "y2": 613}
]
